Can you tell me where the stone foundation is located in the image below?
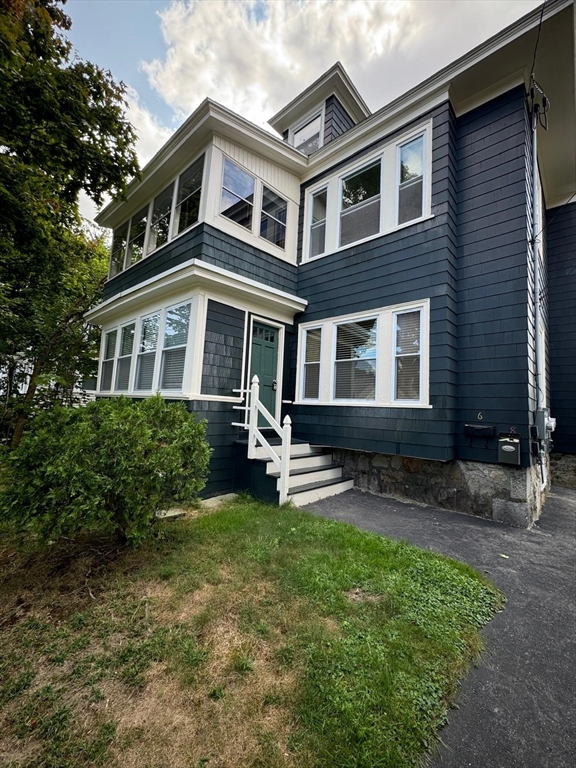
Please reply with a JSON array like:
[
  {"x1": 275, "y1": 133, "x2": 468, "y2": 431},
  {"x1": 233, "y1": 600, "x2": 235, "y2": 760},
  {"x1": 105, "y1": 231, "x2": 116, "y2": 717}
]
[
  {"x1": 332, "y1": 449, "x2": 549, "y2": 528},
  {"x1": 550, "y1": 453, "x2": 576, "y2": 488}
]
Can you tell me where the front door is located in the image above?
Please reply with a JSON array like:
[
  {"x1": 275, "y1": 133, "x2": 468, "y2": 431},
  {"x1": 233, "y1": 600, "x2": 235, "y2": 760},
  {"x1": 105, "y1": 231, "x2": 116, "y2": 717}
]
[{"x1": 250, "y1": 322, "x2": 279, "y2": 425}]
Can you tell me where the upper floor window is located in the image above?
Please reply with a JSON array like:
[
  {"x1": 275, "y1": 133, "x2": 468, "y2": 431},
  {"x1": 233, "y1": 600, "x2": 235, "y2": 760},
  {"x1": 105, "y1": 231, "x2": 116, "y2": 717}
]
[
  {"x1": 340, "y1": 162, "x2": 381, "y2": 248},
  {"x1": 109, "y1": 153, "x2": 205, "y2": 279},
  {"x1": 293, "y1": 113, "x2": 322, "y2": 155},
  {"x1": 221, "y1": 158, "x2": 254, "y2": 230},
  {"x1": 220, "y1": 158, "x2": 287, "y2": 250},
  {"x1": 398, "y1": 136, "x2": 424, "y2": 225},
  {"x1": 303, "y1": 122, "x2": 432, "y2": 261}
]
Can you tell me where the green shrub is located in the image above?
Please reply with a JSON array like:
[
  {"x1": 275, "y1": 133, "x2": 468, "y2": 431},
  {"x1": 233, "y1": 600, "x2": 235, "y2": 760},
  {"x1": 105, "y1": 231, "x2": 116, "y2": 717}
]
[{"x1": 0, "y1": 396, "x2": 211, "y2": 545}]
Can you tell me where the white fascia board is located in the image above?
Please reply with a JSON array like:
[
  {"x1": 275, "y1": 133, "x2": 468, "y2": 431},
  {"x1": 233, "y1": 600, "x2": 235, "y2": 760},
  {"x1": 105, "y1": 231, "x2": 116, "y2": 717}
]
[
  {"x1": 85, "y1": 258, "x2": 307, "y2": 326},
  {"x1": 303, "y1": 0, "x2": 570, "y2": 176},
  {"x1": 96, "y1": 100, "x2": 308, "y2": 229}
]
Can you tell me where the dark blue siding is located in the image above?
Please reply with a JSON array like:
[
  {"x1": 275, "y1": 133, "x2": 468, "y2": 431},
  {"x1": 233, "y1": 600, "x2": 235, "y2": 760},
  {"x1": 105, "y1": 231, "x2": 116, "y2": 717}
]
[
  {"x1": 547, "y1": 201, "x2": 576, "y2": 453},
  {"x1": 289, "y1": 101, "x2": 458, "y2": 461},
  {"x1": 187, "y1": 400, "x2": 240, "y2": 497},
  {"x1": 201, "y1": 300, "x2": 246, "y2": 396},
  {"x1": 103, "y1": 223, "x2": 297, "y2": 301},
  {"x1": 323, "y1": 95, "x2": 355, "y2": 144},
  {"x1": 454, "y1": 86, "x2": 532, "y2": 466}
]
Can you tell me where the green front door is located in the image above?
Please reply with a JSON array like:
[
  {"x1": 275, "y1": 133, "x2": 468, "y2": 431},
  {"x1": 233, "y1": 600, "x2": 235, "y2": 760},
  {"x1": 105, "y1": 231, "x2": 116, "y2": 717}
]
[{"x1": 250, "y1": 322, "x2": 279, "y2": 425}]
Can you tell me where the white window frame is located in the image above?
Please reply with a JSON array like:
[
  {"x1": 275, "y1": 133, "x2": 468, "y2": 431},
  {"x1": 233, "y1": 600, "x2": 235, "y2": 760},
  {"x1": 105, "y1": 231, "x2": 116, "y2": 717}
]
[
  {"x1": 295, "y1": 299, "x2": 431, "y2": 408},
  {"x1": 220, "y1": 157, "x2": 256, "y2": 233},
  {"x1": 331, "y1": 314, "x2": 379, "y2": 404},
  {"x1": 302, "y1": 120, "x2": 433, "y2": 263},
  {"x1": 289, "y1": 106, "x2": 325, "y2": 154},
  {"x1": 392, "y1": 308, "x2": 423, "y2": 405},
  {"x1": 259, "y1": 185, "x2": 288, "y2": 250},
  {"x1": 158, "y1": 300, "x2": 193, "y2": 392},
  {"x1": 307, "y1": 187, "x2": 328, "y2": 260},
  {"x1": 134, "y1": 311, "x2": 161, "y2": 393},
  {"x1": 114, "y1": 319, "x2": 137, "y2": 392},
  {"x1": 301, "y1": 326, "x2": 323, "y2": 401},
  {"x1": 107, "y1": 150, "x2": 207, "y2": 280},
  {"x1": 395, "y1": 134, "x2": 427, "y2": 228},
  {"x1": 337, "y1": 159, "x2": 383, "y2": 251},
  {"x1": 98, "y1": 327, "x2": 118, "y2": 393}
]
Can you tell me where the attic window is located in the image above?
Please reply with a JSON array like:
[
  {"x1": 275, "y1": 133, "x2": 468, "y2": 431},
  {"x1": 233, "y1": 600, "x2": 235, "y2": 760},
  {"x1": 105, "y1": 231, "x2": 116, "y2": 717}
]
[{"x1": 293, "y1": 113, "x2": 322, "y2": 155}]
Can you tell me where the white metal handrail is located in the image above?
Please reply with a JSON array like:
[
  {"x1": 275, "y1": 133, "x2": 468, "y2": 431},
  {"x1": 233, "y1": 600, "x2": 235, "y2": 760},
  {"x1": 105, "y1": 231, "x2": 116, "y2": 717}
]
[{"x1": 245, "y1": 375, "x2": 292, "y2": 504}]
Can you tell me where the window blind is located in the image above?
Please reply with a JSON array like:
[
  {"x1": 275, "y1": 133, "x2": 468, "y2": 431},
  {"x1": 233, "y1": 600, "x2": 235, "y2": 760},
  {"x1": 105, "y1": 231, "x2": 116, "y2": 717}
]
[
  {"x1": 395, "y1": 311, "x2": 420, "y2": 400},
  {"x1": 334, "y1": 319, "x2": 377, "y2": 400},
  {"x1": 160, "y1": 348, "x2": 187, "y2": 390},
  {"x1": 303, "y1": 328, "x2": 321, "y2": 399}
]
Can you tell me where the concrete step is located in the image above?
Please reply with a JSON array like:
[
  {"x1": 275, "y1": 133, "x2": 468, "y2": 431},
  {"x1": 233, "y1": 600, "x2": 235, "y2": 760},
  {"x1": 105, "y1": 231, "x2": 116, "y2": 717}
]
[
  {"x1": 273, "y1": 464, "x2": 343, "y2": 491},
  {"x1": 288, "y1": 478, "x2": 355, "y2": 507},
  {"x1": 265, "y1": 452, "x2": 333, "y2": 474}
]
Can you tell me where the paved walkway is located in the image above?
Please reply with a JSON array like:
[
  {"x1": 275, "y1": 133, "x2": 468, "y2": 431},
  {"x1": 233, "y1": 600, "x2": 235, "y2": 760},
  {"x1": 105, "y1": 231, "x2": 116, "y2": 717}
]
[{"x1": 304, "y1": 487, "x2": 576, "y2": 768}]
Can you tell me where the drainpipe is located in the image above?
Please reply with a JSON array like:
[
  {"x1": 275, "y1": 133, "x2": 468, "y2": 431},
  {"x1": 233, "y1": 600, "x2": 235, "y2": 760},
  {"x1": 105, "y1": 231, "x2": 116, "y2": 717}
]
[{"x1": 531, "y1": 105, "x2": 543, "y2": 413}]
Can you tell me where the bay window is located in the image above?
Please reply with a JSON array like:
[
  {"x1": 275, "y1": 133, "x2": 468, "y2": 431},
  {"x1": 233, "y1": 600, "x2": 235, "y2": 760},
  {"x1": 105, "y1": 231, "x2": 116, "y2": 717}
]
[
  {"x1": 115, "y1": 323, "x2": 135, "y2": 391},
  {"x1": 135, "y1": 314, "x2": 159, "y2": 391},
  {"x1": 297, "y1": 300, "x2": 429, "y2": 407},
  {"x1": 160, "y1": 303, "x2": 191, "y2": 390},
  {"x1": 100, "y1": 329, "x2": 117, "y2": 392}
]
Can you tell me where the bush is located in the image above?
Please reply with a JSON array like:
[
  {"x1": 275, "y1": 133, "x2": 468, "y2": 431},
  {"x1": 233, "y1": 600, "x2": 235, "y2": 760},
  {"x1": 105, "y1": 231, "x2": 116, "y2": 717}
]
[{"x1": 0, "y1": 396, "x2": 211, "y2": 545}]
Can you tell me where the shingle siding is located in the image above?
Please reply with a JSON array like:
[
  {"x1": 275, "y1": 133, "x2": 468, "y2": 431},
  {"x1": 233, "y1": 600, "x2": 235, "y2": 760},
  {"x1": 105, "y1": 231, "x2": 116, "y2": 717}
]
[
  {"x1": 102, "y1": 223, "x2": 297, "y2": 302},
  {"x1": 186, "y1": 400, "x2": 241, "y2": 497},
  {"x1": 454, "y1": 86, "x2": 532, "y2": 466},
  {"x1": 289, "y1": 101, "x2": 458, "y2": 461},
  {"x1": 323, "y1": 94, "x2": 355, "y2": 145},
  {"x1": 201, "y1": 300, "x2": 246, "y2": 397},
  {"x1": 547, "y1": 201, "x2": 576, "y2": 453}
]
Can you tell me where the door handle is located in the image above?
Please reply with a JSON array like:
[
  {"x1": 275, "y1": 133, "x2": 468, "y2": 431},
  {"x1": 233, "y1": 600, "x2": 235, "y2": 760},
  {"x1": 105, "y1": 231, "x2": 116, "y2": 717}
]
[{"x1": 272, "y1": 380, "x2": 278, "y2": 391}]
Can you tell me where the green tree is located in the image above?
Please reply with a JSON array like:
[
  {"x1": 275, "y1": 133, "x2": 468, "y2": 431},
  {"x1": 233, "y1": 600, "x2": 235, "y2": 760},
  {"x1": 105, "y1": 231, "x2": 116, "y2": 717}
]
[{"x1": 0, "y1": 0, "x2": 140, "y2": 445}]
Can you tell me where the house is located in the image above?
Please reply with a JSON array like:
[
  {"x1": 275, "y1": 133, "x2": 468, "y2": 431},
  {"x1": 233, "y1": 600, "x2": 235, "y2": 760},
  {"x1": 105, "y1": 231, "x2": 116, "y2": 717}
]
[{"x1": 86, "y1": 0, "x2": 575, "y2": 527}]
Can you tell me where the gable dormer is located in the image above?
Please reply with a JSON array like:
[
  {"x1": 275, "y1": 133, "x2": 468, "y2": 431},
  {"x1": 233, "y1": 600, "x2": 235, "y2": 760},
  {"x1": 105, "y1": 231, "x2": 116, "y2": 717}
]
[{"x1": 269, "y1": 62, "x2": 370, "y2": 155}]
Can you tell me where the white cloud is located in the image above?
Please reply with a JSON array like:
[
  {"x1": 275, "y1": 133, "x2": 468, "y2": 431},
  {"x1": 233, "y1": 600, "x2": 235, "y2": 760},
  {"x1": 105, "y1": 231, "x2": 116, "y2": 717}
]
[{"x1": 142, "y1": 0, "x2": 541, "y2": 131}]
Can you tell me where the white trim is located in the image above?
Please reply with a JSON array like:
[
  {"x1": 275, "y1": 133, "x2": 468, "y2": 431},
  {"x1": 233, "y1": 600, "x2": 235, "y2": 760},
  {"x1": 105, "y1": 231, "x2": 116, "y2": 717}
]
[
  {"x1": 85, "y1": 257, "x2": 307, "y2": 326},
  {"x1": 247, "y1": 315, "x2": 285, "y2": 422},
  {"x1": 300, "y1": 326, "x2": 323, "y2": 401},
  {"x1": 302, "y1": 121, "x2": 433, "y2": 262},
  {"x1": 295, "y1": 299, "x2": 431, "y2": 408},
  {"x1": 331, "y1": 313, "x2": 379, "y2": 403},
  {"x1": 288, "y1": 105, "x2": 325, "y2": 152}
]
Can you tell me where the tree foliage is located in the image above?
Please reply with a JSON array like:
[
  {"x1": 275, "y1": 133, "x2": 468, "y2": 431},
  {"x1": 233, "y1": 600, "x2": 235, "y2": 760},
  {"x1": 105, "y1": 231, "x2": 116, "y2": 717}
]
[
  {"x1": 0, "y1": 396, "x2": 211, "y2": 545},
  {"x1": 0, "y1": 0, "x2": 140, "y2": 445}
]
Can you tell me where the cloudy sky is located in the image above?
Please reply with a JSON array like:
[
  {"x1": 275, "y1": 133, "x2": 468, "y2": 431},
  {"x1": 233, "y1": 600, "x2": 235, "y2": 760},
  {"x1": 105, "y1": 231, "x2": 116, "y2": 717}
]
[{"x1": 65, "y1": 0, "x2": 542, "y2": 221}]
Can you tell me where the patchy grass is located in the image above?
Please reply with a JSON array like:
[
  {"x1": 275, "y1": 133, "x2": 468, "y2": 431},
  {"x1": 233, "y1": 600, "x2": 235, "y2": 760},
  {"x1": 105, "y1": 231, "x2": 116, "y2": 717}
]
[{"x1": 0, "y1": 498, "x2": 503, "y2": 768}]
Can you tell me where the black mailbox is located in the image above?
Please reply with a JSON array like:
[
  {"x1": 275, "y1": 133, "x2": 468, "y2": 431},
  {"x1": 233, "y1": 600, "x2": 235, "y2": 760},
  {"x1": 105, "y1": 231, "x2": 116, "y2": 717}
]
[{"x1": 498, "y1": 434, "x2": 521, "y2": 465}]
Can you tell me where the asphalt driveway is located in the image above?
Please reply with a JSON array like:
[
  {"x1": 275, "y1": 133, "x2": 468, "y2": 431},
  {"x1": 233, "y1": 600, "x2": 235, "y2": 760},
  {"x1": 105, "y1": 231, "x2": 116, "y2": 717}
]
[{"x1": 304, "y1": 486, "x2": 576, "y2": 768}]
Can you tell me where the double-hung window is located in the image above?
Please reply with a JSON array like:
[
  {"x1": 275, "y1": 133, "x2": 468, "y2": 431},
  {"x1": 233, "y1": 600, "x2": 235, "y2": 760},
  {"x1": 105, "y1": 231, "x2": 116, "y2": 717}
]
[
  {"x1": 160, "y1": 303, "x2": 191, "y2": 390},
  {"x1": 297, "y1": 301, "x2": 428, "y2": 407},
  {"x1": 394, "y1": 310, "x2": 421, "y2": 401},
  {"x1": 334, "y1": 318, "x2": 377, "y2": 401},
  {"x1": 148, "y1": 184, "x2": 174, "y2": 254},
  {"x1": 398, "y1": 136, "x2": 424, "y2": 225},
  {"x1": 221, "y1": 158, "x2": 255, "y2": 230},
  {"x1": 260, "y1": 186, "x2": 287, "y2": 248},
  {"x1": 309, "y1": 189, "x2": 327, "y2": 258},
  {"x1": 339, "y1": 162, "x2": 381, "y2": 247},
  {"x1": 135, "y1": 314, "x2": 159, "y2": 391},
  {"x1": 100, "y1": 330, "x2": 117, "y2": 392},
  {"x1": 302, "y1": 328, "x2": 322, "y2": 399},
  {"x1": 109, "y1": 223, "x2": 128, "y2": 278},
  {"x1": 115, "y1": 323, "x2": 135, "y2": 391}
]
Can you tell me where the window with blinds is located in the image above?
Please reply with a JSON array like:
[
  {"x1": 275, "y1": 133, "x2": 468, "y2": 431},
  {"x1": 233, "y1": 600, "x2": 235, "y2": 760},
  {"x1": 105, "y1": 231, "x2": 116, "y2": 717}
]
[
  {"x1": 160, "y1": 303, "x2": 191, "y2": 390},
  {"x1": 303, "y1": 328, "x2": 322, "y2": 399},
  {"x1": 115, "y1": 323, "x2": 135, "y2": 391},
  {"x1": 398, "y1": 136, "x2": 424, "y2": 225},
  {"x1": 135, "y1": 314, "x2": 159, "y2": 390},
  {"x1": 100, "y1": 329, "x2": 117, "y2": 392},
  {"x1": 334, "y1": 318, "x2": 377, "y2": 400},
  {"x1": 394, "y1": 311, "x2": 421, "y2": 400},
  {"x1": 340, "y1": 162, "x2": 381, "y2": 248},
  {"x1": 309, "y1": 189, "x2": 327, "y2": 258}
]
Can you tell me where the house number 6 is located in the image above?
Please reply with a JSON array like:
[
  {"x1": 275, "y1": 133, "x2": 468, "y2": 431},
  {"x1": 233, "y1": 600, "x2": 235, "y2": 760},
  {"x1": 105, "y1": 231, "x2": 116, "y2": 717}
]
[{"x1": 477, "y1": 412, "x2": 483, "y2": 421}]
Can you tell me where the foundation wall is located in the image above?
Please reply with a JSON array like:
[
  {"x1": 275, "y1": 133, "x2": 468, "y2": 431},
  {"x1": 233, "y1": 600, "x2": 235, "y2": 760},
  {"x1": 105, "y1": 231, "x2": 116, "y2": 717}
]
[
  {"x1": 550, "y1": 453, "x2": 576, "y2": 489},
  {"x1": 332, "y1": 449, "x2": 549, "y2": 528}
]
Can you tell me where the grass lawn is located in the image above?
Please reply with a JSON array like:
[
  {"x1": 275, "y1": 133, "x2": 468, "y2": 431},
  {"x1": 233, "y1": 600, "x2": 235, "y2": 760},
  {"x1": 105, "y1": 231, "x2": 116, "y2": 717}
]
[{"x1": 0, "y1": 497, "x2": 503, "y2": 768}]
